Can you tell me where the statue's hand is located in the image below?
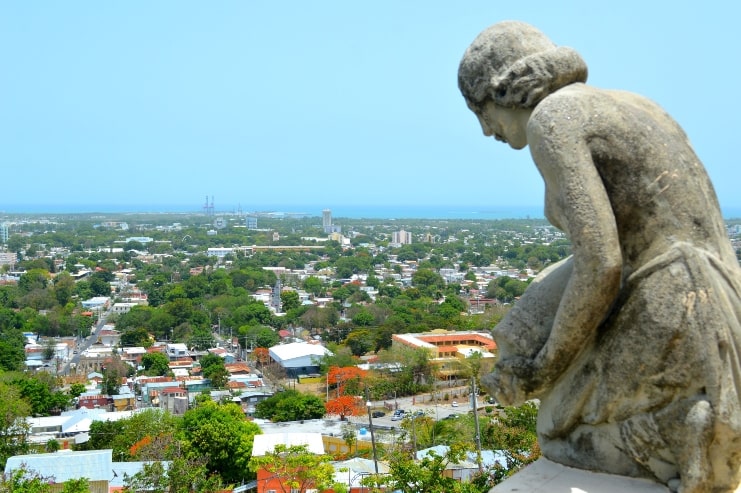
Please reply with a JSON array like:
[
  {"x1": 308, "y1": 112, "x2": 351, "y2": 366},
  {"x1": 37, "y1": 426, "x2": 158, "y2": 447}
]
[{"x1": 483, "y1": 356, "x2": 545, "y2": 406}]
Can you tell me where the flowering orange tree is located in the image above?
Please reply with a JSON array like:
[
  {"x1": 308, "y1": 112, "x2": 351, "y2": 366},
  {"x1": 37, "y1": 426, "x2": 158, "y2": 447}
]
[
  {"x1": 325, "y1": 395, "x2": 365, "y2": 421},
  {"x1": 252, "y1": 347, "x2": 270, "y2": 368},
  {"x1": 326, "y1": 366, "x2": 367, "y2": 397}
]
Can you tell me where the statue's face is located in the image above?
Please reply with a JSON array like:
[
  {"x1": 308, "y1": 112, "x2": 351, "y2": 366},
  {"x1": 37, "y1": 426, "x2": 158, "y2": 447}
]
[{"x1": 470, "y1": 99, "x2": 530, "y2": 150}]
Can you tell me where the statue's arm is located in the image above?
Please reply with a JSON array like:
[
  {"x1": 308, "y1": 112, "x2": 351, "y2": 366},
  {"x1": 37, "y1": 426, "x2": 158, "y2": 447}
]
[{"x1": 523, "y1": 112, "x2": 622, "y2": 390}]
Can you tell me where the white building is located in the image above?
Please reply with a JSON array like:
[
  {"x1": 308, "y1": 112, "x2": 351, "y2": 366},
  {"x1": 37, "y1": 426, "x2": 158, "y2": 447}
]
[
  {"x1": 392, "y1": 230, "x2": 413, "y2": 245},
  {"x1": 252, "y1": 432, "x2": 325, "y2": 456},
  {"x1": 0, "y1": 251, "x2": 16, "y2": 266},
  {"x1": 268, "y1": 342, "x2": 332, "y2": 377},
  {"x1": 206, "y1": 247, "x2": 234, "y2": 258},
  {"x1": 81, "y1": 297, "x2": 110, "y2": 310},
  {"x1": 112, "y1": 302, "x2": 138, "y2": 314},
  {"x1": 166, "y1": 343, "x2": 189, "y2": 360}
]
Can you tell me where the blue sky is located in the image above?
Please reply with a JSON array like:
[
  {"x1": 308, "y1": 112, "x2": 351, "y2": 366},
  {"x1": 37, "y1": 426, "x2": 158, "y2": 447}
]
[{"x1": 1, "y1": 1, "x2": 739, "y2": 215}]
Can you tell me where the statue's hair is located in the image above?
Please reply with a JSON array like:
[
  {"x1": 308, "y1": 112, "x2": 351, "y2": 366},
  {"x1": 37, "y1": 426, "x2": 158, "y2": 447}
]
[{"x1": 458, "y1": 21, "x2": 588, "y2": 109}]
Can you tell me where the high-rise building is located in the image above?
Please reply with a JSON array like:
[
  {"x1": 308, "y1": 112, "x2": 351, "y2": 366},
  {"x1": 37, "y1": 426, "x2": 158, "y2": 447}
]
[
  {"x1": 0, "y1": 223, "x2": 8, "y2": 244},
  {"x1": 322, "y1": 209, "x2": 332, "y2": 233},
  {"x1": 246, "y1": 216, "x2": 257, "y2": 230},
  {"x1": 392, "y1": 230, "x2": 413, "y2": 245}
]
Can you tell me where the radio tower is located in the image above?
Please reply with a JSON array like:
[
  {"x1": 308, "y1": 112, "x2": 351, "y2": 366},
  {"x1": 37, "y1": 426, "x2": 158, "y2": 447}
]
[{"x1": 202, "y1": 195, "x2": 215, "y2": 216}]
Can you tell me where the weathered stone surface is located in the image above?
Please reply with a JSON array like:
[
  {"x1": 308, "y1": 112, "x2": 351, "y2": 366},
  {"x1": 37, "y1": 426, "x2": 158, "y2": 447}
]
[
  {"x1": 459, "y1": 21, "x2": 741, "y2": 493},
  {"x1": 490, "y1": 457, "x2": 673, "y2": 493}
]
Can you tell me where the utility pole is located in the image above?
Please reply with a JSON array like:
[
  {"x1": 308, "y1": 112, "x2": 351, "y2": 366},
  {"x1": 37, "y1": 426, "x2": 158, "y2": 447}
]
[
  {"x1": 471, "y1": 377, "x2": 483, "y2": 473},
  {"x1": 365, "y1": 387, "x2": 379, "y2": 475}
]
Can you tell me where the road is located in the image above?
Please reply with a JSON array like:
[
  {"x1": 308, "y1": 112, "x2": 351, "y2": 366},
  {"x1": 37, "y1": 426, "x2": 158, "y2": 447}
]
[
  {"x1": 366, "y1": 390, "x2": 477, "y2": 428},
  {"x1": 63, "y1": 304, "x2": 113, "y2": 375}
]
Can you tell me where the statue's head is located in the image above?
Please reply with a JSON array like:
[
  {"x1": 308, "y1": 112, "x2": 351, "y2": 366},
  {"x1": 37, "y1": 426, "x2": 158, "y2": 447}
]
[{"x1": 458, "y1": 21, "x2": 588, "y2": 110}]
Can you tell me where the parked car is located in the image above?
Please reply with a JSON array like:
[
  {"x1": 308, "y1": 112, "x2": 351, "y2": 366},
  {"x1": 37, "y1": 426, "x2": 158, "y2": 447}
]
[
  {"x1": 443, "y1": 413, "x2": 461, "y2": 420},
  {"x1": 391, "y1": 410, "x2": 406, "y2": 421},
  {"x1": 451, "y1": 401, "x2": 459, "y2": 407},
  {"x1": 371, "y1": 411, "x2": 385, "y2": 418}
]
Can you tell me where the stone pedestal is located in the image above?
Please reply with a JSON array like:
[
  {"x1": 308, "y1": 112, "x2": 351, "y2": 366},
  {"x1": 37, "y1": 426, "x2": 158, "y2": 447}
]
[{"x1": 490, "y1": 458, "x2": 670, "y2": 493}]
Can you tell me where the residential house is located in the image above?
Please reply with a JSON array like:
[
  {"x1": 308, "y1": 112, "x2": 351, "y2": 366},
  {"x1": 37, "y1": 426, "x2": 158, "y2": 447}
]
[
  {"x1": 166, "y1": 343, "x2": 189, "y2": 360},
  {"x1": 416, "y1": 445, "x2": 507, "y2": 482},
  {"x1": 111, "y1": 393, "x2": 136, "y2": 412},
  {"x1": 77, "y1": 394, "x2": 110, "y2": 410},
  {"x1": 97, "y1": 326, "x2": 121, "y2": 347},
  {"x1": 160, "y1": 386, "x2": 189, "y2": 415},
  {"x1": 6, "y1": 448, "x2": 161, "y2": 493},
  {"x1": 81, "y1": 296, "x2": 110, "y2": 311},
  {"x1": 5, "y1": 449, "x2": 113, "y2": 493},
  {"x1": 111, "y1": 302, "x2": 138, "y2": 315},
  {"x1": 208, "y1": 346, "x2": 236, "y2": 364}
]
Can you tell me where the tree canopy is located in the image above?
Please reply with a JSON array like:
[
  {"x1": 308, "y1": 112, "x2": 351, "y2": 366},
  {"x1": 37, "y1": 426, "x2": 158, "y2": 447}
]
[
  {"x1": 254, "y1": 390, "x2": 326, "y2": 422},
  {"x1": 178, "y1": 399, "x2": 261, "y2": 483}
]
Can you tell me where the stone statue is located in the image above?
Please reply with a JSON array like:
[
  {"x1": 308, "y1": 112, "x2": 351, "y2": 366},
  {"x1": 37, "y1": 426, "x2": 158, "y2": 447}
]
[{"x1": 458, "y1": 21, "x2": 741, "y2": 493}]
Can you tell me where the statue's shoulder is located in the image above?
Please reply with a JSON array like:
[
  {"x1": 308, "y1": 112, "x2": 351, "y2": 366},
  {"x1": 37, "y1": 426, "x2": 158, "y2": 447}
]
[{"x1": 531, "y1": 85, "x2": 666, "y2": 134}]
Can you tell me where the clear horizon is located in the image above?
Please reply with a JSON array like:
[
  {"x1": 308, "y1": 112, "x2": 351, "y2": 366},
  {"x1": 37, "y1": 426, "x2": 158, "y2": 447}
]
[{"x1": 2, "y1": 203, "x2": 741, "y2": 221}]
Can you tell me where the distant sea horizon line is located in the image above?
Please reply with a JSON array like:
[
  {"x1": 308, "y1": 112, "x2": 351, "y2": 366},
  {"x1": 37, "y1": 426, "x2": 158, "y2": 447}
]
[{"x1": 2, "y1": 203, "x2": 741, "y2": 220}]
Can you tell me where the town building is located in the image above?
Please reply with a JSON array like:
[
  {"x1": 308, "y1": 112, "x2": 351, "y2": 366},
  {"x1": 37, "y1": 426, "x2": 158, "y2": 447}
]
[
  {"x1": 268, "y1": 342, "x2": 332, "y2": 377},
  {"x1": 392, "y1": 229, "x2": 413, "y2": 245},
  {"x1": 391, "y1": 330, "x2": 497, "y2": 379}
]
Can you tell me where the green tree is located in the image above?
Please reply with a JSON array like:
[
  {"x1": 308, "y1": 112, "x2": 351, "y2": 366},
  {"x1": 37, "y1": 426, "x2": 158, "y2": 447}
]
[
  {"x1": 302, "y1": 276, "x2": 324, "y2": 296},
  {"x1": 17, "y1": 269, "x2": 50, "y2": 294},
  {"x1": 280, "y1": 290, "x2": 300, "y2": 312},
  {"x1": 344, "y1": 329, "x2": 374, "y2": 357},
  {"x1": 81, "y1": 408, "x2": 179, "y2": 461},
  {"x1": 411, "y1": 268, "x2": 446, "y2": 298},
  {"x1": 52, "y1": 272, "x2": 76, "y2": 306},
  {"x1": 0, "y1": 329, "x2": 26, "y2": 371},
  {"x1": 101, "y1": 355, "x2": 131, "y2": 396},
  {"x1": 141, "y1": 352, "x2": 171, "y2": 376},
  {"x1": 5, "y1": 235, "x2": 24, "y2": 254},
  {"x1": 6, "y1": 373, "x2": 71, "y2": 417},
  {"x1": 0, "y1": 466, "x2": 50, "y2": 493},
  {"x1": 380, "y1": 442, "x2": 482, "y2": 493},
  {"x1": 0, "y1": 383, "x2": 30, "y2": 469},
  {"x1": 482, "y1": 402, "x2": 540, "y2": 480},
  {"x1": 350, "y1": 309, "x2": 374, "y2": 327},
  {"x1": 249, "y1": 444, "x2": 337, "y2": 493},
  {"x1": 365, "y1": 272, "x2": 380, "y2": 288},
  {"x1": 199, "y1": 353, "x2": 229, "y2": 389},
  {"x1": 123, "y1": 457, "x2": 223, "y2": 493},
  {"x1": 42, "y1": 339, "x2": 56, "y2": 361},
  {"x1": 82, "y1": 419, "x2": 125, "y2": 454},
  {"x1": 68, "y1": 383, "x2": 86, "y2": 398},
  {"x1": 240, "y1": 325, "x2": 279, "y2": 349},
  {"x1": 89, "y1": 275, "x2": 111, "y2": 297},
  {"x1": 179, "y1": 400, "x2": 261, "y2": 483},
  {"x1": 254, "y1": 390, "x2": 326, "y2": 422},
  {"x1": 120, "y1": 326, "x2": 153, "y2": 348}
]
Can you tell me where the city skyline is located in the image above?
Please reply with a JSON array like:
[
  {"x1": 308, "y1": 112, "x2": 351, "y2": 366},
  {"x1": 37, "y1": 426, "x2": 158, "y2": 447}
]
[{"x1": 2, "y1": 2, "x2": 740, "y2": 213}]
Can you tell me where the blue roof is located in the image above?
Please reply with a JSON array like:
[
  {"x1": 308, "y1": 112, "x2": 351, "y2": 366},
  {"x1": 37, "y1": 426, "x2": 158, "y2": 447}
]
[{"x1": 5, "y1": 449, "x2": 112, "y2": 483}]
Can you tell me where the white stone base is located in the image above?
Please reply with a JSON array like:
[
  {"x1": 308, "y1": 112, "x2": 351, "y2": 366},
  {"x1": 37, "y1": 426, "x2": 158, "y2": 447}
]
[{"x1": 490, "y1": 458, "x2": 670, "y2": 493}]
